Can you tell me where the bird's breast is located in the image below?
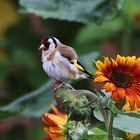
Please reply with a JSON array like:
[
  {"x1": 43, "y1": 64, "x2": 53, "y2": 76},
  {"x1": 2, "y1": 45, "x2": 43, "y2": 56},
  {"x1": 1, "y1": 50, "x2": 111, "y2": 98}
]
[
  {"x1": 47, "y1": 50, "x2": 57, "y2": 61},
  {"x1": 42, "y1": 52, "x2": 79, "y2": 81}
]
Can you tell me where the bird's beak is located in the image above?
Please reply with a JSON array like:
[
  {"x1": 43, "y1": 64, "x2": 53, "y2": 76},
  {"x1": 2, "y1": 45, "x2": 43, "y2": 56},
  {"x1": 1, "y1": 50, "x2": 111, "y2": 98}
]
[{"x1": 38, "y1": 44, "x2": 45, "y2": 50}]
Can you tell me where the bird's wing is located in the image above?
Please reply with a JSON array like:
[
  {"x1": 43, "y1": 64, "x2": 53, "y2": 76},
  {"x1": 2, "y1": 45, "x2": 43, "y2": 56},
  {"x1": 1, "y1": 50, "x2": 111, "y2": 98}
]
[
  {"x1": 58, "y1": 44, "x2": 93, "y2": 79},
  {"x1": 58, "y1": 44, "x2": 78, "y2": 60}
]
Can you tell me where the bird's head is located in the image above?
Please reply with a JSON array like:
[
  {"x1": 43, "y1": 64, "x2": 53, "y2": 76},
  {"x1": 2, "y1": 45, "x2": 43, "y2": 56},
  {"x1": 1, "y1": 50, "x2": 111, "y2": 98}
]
[{"x1": 39, "y1": 35, "x2": 60, "y2": 53}]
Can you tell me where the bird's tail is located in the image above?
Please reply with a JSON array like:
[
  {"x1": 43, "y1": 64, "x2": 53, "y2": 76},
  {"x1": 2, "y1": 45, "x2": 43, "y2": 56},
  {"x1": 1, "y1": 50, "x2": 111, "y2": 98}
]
[{"x1": 85, "y1": 72, "x2": 94, "y2": 79}]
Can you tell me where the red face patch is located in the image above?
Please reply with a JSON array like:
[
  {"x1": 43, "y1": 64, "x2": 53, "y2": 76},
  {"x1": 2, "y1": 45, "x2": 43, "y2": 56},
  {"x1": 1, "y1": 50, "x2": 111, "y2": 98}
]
[{"x1": 41, "y1": 39, "x2": 50, "y2": 51}]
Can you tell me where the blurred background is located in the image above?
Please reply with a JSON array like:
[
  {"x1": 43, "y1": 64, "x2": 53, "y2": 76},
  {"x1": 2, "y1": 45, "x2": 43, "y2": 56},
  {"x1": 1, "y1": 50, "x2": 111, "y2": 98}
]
[{"x1": 0, "y1": 0, "x2": 140, "y2": 139}]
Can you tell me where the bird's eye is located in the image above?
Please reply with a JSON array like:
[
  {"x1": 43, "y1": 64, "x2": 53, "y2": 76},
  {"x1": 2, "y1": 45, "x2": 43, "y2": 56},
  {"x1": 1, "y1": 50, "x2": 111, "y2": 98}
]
[{"x1": 41, "y1": 40, "x2": 50, "y2": 50}]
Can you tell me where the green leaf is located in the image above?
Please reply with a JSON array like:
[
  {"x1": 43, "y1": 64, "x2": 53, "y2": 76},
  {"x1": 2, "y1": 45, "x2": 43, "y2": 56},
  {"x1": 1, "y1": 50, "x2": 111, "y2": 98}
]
[
  {"x1": 79, "y1": 52, "x2": 99, "y2": 72},
  {"x1": 19, "y1": 0, "x2": 123, "y2": 24},
  {"x1": 93, "y1": 109, "x2": 104, "y2": 122},
  {"x1": 90, "y1": 127, "x2": 107, "y2": 135},
  {"x1": 88, "y1": 127, "x2": 107, "y2": 139},
  {"x1": 67, "y1": 121, "x2": 88, "y2": 140},
  {"x1": 114, "y1": 114, "x2": 140, "y2": 134},
  {"x1": 87, "y1": 128, "x2": 123, "y2": 140},
  {"x1": 94, "y1": 108, "x2": 140, "y2": 133},
  {"x1": 0, "y1": 80, "x2": 55, "y2": 118}
]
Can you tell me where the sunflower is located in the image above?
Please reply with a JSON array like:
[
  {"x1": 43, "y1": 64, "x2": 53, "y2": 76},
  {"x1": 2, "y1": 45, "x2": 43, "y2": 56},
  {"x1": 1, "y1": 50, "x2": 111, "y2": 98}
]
[
  {"x1": 94, "y1": 55, "x2": 140, "y2": 109},
  {"x1": 42, "y1": 104, "x2": 68, "y2": 140}
]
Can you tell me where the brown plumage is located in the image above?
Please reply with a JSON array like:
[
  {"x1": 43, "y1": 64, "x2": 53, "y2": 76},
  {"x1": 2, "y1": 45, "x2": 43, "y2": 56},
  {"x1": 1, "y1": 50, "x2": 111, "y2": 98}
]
[{"x1": 58, "y1": 44, "x2": 77, "y2": 61}]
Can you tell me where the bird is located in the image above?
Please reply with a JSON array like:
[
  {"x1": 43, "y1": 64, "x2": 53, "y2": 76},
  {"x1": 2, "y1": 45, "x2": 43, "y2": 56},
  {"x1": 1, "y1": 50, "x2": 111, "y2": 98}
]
[{"x1": 39, "y1": 35, "x2": 93, "y2": 82}]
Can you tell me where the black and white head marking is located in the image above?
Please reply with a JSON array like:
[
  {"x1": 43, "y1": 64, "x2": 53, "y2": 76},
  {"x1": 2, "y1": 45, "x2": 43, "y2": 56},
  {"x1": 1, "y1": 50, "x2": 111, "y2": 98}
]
[
  {"x1": 42, "y1": 35, "x2": 57, "y2": 48},
  {"x1": 47, "y1": 37, "x2": 57, "y2": 48}
]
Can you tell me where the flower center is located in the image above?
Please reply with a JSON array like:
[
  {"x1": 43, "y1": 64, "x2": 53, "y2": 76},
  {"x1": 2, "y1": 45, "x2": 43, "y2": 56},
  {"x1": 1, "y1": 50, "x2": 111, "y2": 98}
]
[{"x1": 111, "y1": 73, "x2": 132, "y2": 88}]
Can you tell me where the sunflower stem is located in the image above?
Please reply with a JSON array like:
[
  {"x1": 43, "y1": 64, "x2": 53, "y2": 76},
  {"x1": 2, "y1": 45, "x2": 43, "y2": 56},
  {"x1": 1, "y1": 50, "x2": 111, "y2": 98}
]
[
  {"x1": 104, "y1": 110, "x2": 110, "y2": 131},
  {"x1": 108, "y1": 111, "x2": 115, "y2": 140},
  {"x1": 94, "y1": 89, "x2": 110, "y2": 131},
  {"x1": 66, "y1": 89, "x2": 97, "y2": 101},
  {"x1": 99, "y1": 107, "x2": 110, "y2": 131}
]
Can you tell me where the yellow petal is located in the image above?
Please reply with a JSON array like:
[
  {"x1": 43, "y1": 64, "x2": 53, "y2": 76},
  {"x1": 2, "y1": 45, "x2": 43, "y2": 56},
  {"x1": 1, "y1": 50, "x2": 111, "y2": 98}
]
[
  {"x1": 111, "y1": 58, "x2": 118, "y2": 69},
  {"x1": 95, "y1": 71, "x2": 103, "y2": 76},
  {"x1": 51, "y1": 104, "x2": 66, "y2": 118},
  {"x1": 135, "y1": 57, "x2": 140, "y2": 64},
  {"x1": 116, "y1": 55, "x2": 122, "y2": 63},
  {"x1": 94, "y1": 75, "x2": 109, "y2": 82},
  {"x1": 47, "y1": 114, "x2": 67, "y2": 126},
  {"x1": 49, "y1": 127, "x2": 63, "y2": 134},
  {"x1": 120, "y1": 56, "x2": 126, "y2": 65},
  {"x1": 122, "y1": 102, "x2": 131, "y2": 111},
  {"x1": 126, "y1": 132, "x2": 140, "y2": 139},
  {"x1": 125, "y1": 56, "x2": 136, "y2": 67},
  {"x1": 96, "y1": 60, "x2": 105, "y2": 70},
  {"x1": 104, "y1": 57, "x2": 111, "y2": 66}
]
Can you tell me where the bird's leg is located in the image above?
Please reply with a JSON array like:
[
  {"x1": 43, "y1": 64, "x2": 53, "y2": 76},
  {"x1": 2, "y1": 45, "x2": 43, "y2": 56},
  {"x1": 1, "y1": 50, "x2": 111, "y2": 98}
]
[
  {"x1": 52, "y1": 80, "x2": 75, "y2": 104},
  {"x1": 52, "y1": 80, "x2": 65, "y2": 103},
  {"x1": 52, "y1": 80, "x2": 65, "y2": 91}
]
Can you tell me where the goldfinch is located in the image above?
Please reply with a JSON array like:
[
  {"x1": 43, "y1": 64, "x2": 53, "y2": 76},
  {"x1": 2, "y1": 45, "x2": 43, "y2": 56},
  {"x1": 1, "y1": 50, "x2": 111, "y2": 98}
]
[{"x1": 39, "y1": 35, "x2": 93, "y2": 82}]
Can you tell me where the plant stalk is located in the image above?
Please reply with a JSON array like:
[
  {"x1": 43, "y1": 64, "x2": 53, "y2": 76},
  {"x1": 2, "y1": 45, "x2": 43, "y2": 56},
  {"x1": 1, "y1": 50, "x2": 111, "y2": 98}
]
[{"x1": 108, "y1": 112, "x2": 115, "y2": 140}]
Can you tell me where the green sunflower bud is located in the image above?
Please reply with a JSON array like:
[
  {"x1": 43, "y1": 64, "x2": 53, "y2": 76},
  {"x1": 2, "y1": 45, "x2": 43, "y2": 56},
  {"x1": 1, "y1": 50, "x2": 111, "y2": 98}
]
[{"x1": 57, "y1": 88, "x2": 92, "y2": 121}]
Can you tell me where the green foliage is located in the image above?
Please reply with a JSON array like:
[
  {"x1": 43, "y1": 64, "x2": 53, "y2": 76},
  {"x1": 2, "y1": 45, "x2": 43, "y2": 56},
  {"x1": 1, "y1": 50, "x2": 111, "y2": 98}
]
[
  {"x1": 28, "y1": 127, "x2": 46, "y2": 140},
  {"x1": 87, "y1": 128, "x2": 122, "y2": 140},
  {"x1": 0, "y1": 111, "x2": 19, "y2": 120},
  {"x1": 20, "y1": 0, "x2": 123, "y2": 24},
  {"x1": 75, "y1": 18, "x2": 123, "y2": 44},
  {"x1": 87, "y1": 128, "x2": 108, "y2": 140},
  {"x1": 0, "y1": 18, "x2": 48, "y2": 107},
  {"x1": 0, "y1": 81, "x2": 55, "y2": 117},
  {"x1": 67, "y1": 123, "x2": 123, "y2": 140},
  {"x1": 122, "y1": 0, "x2": 140, "y2": 27},
  {"x1": 114, "y1": 114, "x2": 140, "y2": 134}
]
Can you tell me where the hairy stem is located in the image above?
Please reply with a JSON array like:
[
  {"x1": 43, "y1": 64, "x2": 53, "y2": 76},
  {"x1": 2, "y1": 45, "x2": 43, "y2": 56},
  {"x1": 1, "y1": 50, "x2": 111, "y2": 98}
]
[
  {"x1": 94, "y1": 89, "x2": 110, "y2": 131},
  {"x1": 67, "y1": 89, "x2": 97, "y2": 101},
  {"x1": 102, "y1": 109, "x2": 110, "y2": 131},
  {"x1": 108, "y1": 112, "x2": 115, "y2": 140}
]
